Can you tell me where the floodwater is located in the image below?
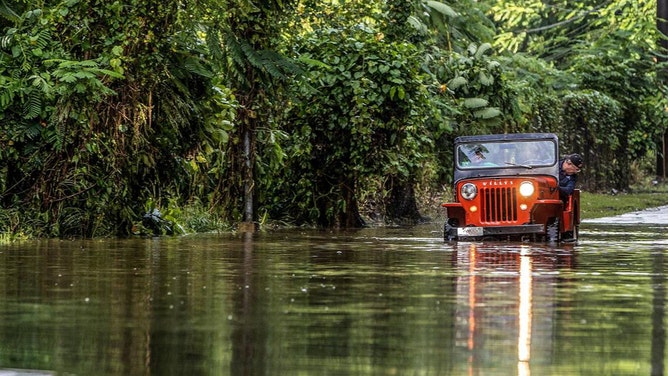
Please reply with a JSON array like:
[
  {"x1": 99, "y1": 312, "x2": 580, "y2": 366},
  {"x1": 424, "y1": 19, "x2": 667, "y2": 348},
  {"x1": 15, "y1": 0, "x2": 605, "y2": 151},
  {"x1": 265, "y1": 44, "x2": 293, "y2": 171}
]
[{"x1": 1, "y1": 209, "x2": 668, "y2": 376}]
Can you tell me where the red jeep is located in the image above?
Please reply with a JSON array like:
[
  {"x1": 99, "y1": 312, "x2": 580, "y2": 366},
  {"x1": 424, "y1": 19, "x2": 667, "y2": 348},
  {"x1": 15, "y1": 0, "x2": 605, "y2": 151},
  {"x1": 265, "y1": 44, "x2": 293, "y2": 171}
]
[{"x1": 442, "y1": 133, "x2": 580, "y2": 242}]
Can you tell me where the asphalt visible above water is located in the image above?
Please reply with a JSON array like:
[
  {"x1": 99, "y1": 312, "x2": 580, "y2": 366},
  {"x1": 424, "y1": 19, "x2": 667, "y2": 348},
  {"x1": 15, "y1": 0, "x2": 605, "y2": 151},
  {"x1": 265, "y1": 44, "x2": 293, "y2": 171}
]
[{"x1": 582, "y1": 205, "x2": 668, "y2": 225}]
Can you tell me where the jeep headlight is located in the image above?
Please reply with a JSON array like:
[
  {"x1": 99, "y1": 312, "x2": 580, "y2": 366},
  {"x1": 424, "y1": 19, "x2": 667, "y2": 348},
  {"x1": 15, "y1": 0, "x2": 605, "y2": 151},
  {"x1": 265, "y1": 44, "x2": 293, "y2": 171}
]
[
  {"x1": 519, "y1": 181, "x2": 535, "y2": 197},
  {"x1": 461, "y1": 183, "x2": 478, "y2": 200}
]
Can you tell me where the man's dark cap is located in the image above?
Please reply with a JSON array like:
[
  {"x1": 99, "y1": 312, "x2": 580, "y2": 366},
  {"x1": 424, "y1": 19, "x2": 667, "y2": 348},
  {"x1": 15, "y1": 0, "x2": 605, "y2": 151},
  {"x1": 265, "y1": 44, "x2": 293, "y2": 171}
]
[{"x1": 568, "y1": 153, "x2": 583, "y2": 168}]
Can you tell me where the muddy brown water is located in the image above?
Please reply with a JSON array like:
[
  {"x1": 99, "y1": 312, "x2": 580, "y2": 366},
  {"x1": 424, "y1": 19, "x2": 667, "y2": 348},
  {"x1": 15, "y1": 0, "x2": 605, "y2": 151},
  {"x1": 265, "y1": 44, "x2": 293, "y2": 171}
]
[{"x1": 1, "y1": 211, "x2": 667, "y2": 375}]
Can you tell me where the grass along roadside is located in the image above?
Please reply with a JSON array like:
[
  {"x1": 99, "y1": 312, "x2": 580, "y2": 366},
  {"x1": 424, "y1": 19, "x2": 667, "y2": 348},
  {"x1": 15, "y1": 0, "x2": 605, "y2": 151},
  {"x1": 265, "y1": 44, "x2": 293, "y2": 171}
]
[{"x1": 581, "y1": 190, "x2": 668, "y2": 219}]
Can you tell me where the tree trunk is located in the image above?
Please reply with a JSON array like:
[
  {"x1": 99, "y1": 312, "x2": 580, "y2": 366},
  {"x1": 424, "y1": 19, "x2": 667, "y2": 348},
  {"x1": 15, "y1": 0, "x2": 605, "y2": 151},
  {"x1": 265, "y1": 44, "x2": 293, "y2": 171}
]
[
  {"x1": 657, "y1": 0, "x2": 668, "y2": 180},
  {"x1": 243, "y1": 127, "x2": 254, "y2": 223},
  {"x1": 339, "y1": 181, "x2": 365, "y2": 228},
  {"x1": 315, "y1": 175, "x2": 365, "y2": 228},
  {"x1": 657, "y1": 131, "x2": 668, "y2": 181},
  {"x1": 384, "y1": 177, "x2": 425, "y2": 225}
]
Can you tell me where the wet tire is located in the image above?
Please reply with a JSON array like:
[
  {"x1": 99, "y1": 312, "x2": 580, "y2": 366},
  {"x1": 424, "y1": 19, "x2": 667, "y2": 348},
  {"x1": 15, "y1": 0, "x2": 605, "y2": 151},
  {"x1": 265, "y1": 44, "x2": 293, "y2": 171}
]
[
  {"x1": 444, "y1": 219, "x2": 458, "y2": 242},
  {"x1": 546, "y1": 217, "x2": 559, "y2": 242}
]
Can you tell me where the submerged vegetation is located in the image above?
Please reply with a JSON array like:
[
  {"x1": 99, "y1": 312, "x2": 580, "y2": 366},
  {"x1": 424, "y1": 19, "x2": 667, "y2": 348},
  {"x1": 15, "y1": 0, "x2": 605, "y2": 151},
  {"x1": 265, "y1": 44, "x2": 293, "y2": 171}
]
[{"x1": 1, "y1": 0, "x2": 667, "y2": 238}]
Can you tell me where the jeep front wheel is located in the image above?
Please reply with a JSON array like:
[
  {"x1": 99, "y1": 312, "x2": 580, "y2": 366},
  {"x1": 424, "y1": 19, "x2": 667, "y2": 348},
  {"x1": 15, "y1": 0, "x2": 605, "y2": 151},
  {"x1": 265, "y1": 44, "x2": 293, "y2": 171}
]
[{"x1": 546, "y1": 218, "x2": 559, "y2": 242}]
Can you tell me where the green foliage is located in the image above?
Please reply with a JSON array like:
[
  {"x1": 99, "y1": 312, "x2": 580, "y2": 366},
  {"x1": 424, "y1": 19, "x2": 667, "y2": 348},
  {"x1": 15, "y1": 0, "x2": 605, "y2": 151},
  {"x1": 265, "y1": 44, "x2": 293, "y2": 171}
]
[
  {"x1": 561, "y1": 90, "x2": 623, "y2": 150},
  {"x1": 416, "y1": 0, "x2": 496, "y2": 52},
  {"x1": 430, "y1": 42, "x2": 514, "y2": 134},
  {"x1": 489, "y1": 0, "x2": 606, "y2": 59},
  {"x1": 0, "y1": 0, "x2": 238, "y2": 237},
  {"x1": 2, "y1": 0, "x2": 666, "y2": 237},
  {"x1": 201, "y1": 0, "x2": 300, "y2": 224},
  {"x1": 269, "y1": 25, "x2": 436, "y2": 226},
  {"x1": 488, "y1": 0, "x2": 668, "y2": 191},
  {"x1": 531, "y1": 89, "x2": 627, "y2": 191}
]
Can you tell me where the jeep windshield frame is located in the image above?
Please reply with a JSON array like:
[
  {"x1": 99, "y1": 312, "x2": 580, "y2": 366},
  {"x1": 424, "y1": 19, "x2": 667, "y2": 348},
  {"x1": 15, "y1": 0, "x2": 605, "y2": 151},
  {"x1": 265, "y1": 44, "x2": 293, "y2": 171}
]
[{"x1": 453, "y1": 133, "x2": 559, "y2": 183}]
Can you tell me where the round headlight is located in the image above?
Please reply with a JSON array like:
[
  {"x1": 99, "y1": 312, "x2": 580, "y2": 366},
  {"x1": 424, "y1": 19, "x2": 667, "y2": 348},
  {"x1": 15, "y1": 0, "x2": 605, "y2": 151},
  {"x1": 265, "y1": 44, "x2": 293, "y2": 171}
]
[
  {"x1": 461, "y1": 183, "x2": 478, "y2": 200},
  {"x1": 519, "y1": 181, "x2": 535, "y2": 197}
]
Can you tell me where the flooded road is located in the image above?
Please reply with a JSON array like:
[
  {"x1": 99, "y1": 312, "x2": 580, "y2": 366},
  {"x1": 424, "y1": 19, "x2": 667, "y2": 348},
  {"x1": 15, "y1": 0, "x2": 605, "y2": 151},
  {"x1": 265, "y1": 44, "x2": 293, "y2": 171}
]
[{"x1": 1, "y1": 210, "x2": 667, "y2": 375}]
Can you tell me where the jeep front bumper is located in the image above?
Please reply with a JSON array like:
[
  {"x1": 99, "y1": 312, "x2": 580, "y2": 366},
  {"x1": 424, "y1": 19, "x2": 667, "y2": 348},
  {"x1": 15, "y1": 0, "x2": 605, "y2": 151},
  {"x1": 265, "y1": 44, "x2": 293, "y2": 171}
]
[{"x1": 451, "y1": 224, "x2": 545, "y2": 239}]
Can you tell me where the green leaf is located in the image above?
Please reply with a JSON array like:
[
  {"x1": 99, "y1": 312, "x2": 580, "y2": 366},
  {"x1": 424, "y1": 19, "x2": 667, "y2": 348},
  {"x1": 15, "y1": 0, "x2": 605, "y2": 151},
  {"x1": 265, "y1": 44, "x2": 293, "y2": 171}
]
[
  {"x1": 474, "y1": 43, "x2": 493, "y2": 58},
  {"x1": 397, "y1": 86, "x2": 405, "y2": 100},
  {"x1": 463, "y1": 97, "x2": 488, "y2": 109},
  {"x1": 473, "y1": 107, "x2": 502, "y2": 119},
  {"x1": 23, "y1": 90, "x2": 41, "y2": 119},
  {"x1": 297, "y1": 56, "x2": 330, "y2": 70},
  {"x1": 60, "y1": 73, "x2": 77, "y2": 83},
  {"x1": 0, "y1": 2, "x2": 20, "y2": 22},
  {"x1": 478, "y1": 71, "x2": 494, "y2": 86},
  {"x1": 448, "y1": 76, "x2": 467, "y2": 89},
  {"x1": 425, "y1": 1, "x2": 458, "y2": 18}
]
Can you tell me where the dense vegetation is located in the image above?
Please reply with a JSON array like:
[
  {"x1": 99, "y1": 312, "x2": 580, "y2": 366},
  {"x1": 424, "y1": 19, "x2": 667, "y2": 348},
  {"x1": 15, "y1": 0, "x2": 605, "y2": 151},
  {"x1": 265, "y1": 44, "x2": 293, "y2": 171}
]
[{"x1": 1, "y1": 0, "x2": 667, "y2": 238}]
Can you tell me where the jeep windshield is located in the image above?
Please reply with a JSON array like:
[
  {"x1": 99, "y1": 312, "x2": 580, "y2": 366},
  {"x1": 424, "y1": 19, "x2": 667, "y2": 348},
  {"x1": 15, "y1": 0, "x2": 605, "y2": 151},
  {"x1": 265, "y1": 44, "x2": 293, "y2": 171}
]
[{"x1": 456, "y1": 139, "x2": 557, "y2": 170}]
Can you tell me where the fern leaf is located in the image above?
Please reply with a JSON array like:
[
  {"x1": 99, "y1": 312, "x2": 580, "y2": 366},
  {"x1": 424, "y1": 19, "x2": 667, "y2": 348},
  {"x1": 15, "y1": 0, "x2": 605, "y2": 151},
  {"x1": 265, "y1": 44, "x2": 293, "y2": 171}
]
[
  {"x1": 0, "y1": 87, "x2": 14, "y2": 108},
  {"x1": 34, "y1": 29, "x2": 50, "y2": 50},
  {"x1": 0, "y1": 34, "x2": 12, "y2": 49},
  {"x1": 23, "y1": 89, "x2": 41, "y2": 119},
  {"x1": 59, "y1": 73, "x2": 77, "y2": 83},
  {"x1": 74, "y1": 71, "x2": 96, "y2": 79},
  {"x1": 24, "y1": 123, "x2": 41, "y2": 140},
  {"x1": 86, "y1": 68, "x2": 124, "y2": 79}
]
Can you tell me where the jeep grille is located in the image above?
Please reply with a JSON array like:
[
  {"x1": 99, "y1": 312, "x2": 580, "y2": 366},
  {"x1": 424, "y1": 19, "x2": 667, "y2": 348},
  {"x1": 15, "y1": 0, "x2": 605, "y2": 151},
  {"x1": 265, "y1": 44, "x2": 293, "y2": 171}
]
[{"x1": 480, "y1": 187, "x2": 518, "y2": 223}]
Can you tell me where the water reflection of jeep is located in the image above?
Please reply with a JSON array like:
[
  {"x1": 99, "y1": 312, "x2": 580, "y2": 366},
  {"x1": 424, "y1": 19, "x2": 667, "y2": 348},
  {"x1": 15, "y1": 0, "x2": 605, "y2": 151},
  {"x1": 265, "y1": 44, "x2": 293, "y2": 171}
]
[{"x1": 441, "y1": 133, "x2": 580, "y2": 242}]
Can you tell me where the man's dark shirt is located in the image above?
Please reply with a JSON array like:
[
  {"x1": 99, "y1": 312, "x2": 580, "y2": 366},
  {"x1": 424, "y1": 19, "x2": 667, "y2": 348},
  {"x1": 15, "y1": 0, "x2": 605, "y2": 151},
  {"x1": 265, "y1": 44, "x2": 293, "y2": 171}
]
[{"x1": 558, "y1": 158, "x2": 577, "y2": 200}]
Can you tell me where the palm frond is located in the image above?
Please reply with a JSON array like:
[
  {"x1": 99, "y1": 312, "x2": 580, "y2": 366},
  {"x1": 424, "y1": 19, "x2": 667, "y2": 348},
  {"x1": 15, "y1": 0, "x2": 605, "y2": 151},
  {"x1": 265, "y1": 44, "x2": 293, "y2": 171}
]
[
  {"x1": 0, "y1": 0, "x2": 20, "y2": 23},
  {"x1": 224, "y1": 34, "x2": 248, "y2": 70},
  {"x1": 206, "y1": 29, "x2": 224, "y2": 62},
  {"x1": 184, "y1": 56, "x2": 214, "y2": 78}
]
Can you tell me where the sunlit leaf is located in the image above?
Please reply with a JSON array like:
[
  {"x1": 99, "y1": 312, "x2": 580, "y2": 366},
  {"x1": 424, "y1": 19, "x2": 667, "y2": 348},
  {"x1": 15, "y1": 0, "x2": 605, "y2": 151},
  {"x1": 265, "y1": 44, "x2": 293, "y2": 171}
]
[
  {"x1": 425, "y1": 1, "x2": 458, "y2": 18},
  {"x1": 463, "y1": 97, "x2": 488, "y2": 109}
]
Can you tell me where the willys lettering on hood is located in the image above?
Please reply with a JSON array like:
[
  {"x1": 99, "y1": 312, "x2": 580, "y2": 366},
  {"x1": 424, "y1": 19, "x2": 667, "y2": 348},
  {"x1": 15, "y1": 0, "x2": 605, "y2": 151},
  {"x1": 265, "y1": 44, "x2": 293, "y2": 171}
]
[{"x1": 480, "y1": 180, "x2": 515, "y2": 187}]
